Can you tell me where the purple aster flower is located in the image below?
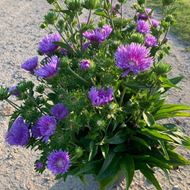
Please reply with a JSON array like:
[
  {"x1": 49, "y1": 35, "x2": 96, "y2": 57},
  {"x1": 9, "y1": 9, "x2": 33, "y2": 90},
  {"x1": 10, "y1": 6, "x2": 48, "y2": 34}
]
[
  {"x1": 150, "y1": 19, "x2": 160, "y2": 28},
  {"x1": 138, "y1": 8, "x2": 152, "y2": 20},
  {"x1": 35, "y1": 56, "x2": 60, "y2": 79},
  {"x1": 31, "y1": 124, "x2": 42, "y2": 139},
  {"x1": 80, "y1": 59, "x2": 91, "y2": 70},
  {"x1": 137, "y1": 20, "x2": 150, "y2": 34},
  {"x1": 35, "y1": 161, "x2": 43, "y2": 170},
  {"x1": 145, "y1": 34, "x2": 158, "y2": 47},
  {"x1": 39, "y1": 33, "x2": 61, "y2": 55},
  {"x1": 51, "y1": 103, "x2": 69, "y2": 120},
  {"x1": 6, "y1": 116, "x2": 30, "y2": 146},
  {"x1": 88, "y1": 87, "x2": 113, "y2": 107},
  {"x1": 47, "y1": 150, "x2": 70, "y2": 175},
  {"x1": 36, "y1": 115, "x2": 57, "y2": 140},
  {"x1": 83, "y1": 25, "x2": 112, "y2": 44},
  {"x1": 9, "y1": 85, "x2": 20, "y2": 97},
  {"x1": 115, "y1": 43, "x2": 153, "y2": 76},
  {"x1": 21, "y1": 56, "x2": 38, "y2": 72}
]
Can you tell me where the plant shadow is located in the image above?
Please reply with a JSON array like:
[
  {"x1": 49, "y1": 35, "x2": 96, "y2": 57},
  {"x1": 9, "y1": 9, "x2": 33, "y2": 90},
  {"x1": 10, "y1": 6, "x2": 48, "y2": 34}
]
[{"x1": 49, "y1": 175, "x2": 99, "y2": 190}]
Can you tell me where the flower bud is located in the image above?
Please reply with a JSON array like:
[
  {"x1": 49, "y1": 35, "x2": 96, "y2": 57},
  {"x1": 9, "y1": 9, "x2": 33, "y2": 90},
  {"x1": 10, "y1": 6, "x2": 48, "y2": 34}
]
[
  {"x1": 83, "y1": 0, "x2": 100, "y2": 9},
  {"x1": 65, "y1": 0, "x2": 82, "y2": 11},
  {"x1": 44, "y1": 12, "x2": 57, "y2": 25},
  {"x1": 165, "y1": 15, "x2": 175, "y2": 25},
  {"x1": 154, "y1": 63, "x2": 171, "y2": 75},
  {"x1": 129, "y1": 33, "x2": 144, "y2": 44},
  {"x1": 75, "y1": 147, "x2": 83, "y2": 158},
  {"x1": 36, "y1": 85, "x2": 45, "y2": 94},
  {"x1": 0, "y1": 87, "x2": 8, "y2": 101}
]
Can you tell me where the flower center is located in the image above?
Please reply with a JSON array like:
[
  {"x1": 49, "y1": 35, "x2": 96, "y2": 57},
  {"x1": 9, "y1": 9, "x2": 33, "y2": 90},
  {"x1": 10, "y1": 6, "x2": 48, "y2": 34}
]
[
  {"x1": 128, "y1": 61, "x2": 135, "y2": 66},
  {"x1": 57, "y1": 159, "x2": 64, "y2": 168}
]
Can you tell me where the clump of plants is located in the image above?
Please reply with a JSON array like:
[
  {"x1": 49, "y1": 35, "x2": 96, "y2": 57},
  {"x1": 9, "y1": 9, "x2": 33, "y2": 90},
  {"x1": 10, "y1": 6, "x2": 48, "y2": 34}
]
[{"x1": 1, "y1": 0, "x2": 190, "y2": 189}]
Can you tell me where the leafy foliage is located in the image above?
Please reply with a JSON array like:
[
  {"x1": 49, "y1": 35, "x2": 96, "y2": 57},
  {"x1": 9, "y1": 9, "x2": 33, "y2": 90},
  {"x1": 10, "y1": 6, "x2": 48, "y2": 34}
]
[{"x1": 1, "y1": 0, "x2": 190, "y2": 189}]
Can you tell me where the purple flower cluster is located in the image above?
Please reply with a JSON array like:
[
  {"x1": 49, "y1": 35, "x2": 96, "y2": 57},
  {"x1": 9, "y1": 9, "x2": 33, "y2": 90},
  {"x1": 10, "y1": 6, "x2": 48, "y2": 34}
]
[
  {"x1": 21, "y1": 56, "x2": 38, "y2": 72},
  {"x1": 88, "y1": 87, "x2": 113, "y2": 106},
  {"x1": 145, "y1": 34, "x2": 158, "y2": 47},
  {"x1": 32, "y1": 115, "x2": 57, "y2": 142},
  {"x1": 6, "y1": 116, "x2": 30, "y2": 146},
  {"x1": 51, "y1": 103, "x2": 69, "y2": 120},
  {"x1": 47, "y1": 150, "x2": 70, "y2": 174},
  {"x1": 35, "y1": 56, "x2": 60, "y2": 79},
  {"x1": 138, "y1": 8, "x2": 152, "y2": 20},
  {"x1": 83, "y1": 25, "x2": 112, "y2": 44},
  {"x1": 137, "y1": 20, "x2": 150, "y2": 34},
  {"x1": 80, "y1": 59, "x2": 91, "y2": 70},
  {"x1": 39, "y1": 33, "x2": 61, "y2": 55},
  {"x1": 115, "y1": 43, "x2": 153, "y2": 76}
]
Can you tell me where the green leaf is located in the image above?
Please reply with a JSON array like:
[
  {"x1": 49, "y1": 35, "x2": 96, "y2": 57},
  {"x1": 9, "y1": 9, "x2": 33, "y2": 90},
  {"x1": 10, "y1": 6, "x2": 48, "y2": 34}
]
[
  {"x1": 74, "y1": 160, "x2": 102, "y2": 176},
  {"x1": 131, "y1": 136, "x2": 150, "y2": 149},
  {"x1": 143, "y1": 111, "x2": 155, "y2": 127},
  {"x1": 155, "y1": 104, "x2": 190, "y2": 120},
  {"x1": 105, "y1": 131, "x2": 128, "y2": 144},
  {"x1": 121, "y1": 155, "x2": 135, "y2": 190},
  {"x1": 98, "y1": 151, "x2": 115, "y2": 175},
  {"x1": 94, "y1": 8, "x2": 108, "y2": 18},
  {"x1": 159, "y1": 141, "x2": 169, "y2": 160},
  {"x1": 140, "y1": 165, "x2": 162, "y2": 190},
  {"x1": 134, "y1": 155, "x2": 171, "y2": 170},
  {"x1": 170, "y1": 76, "x2": 183, "y2": 85},
  {"x1": 141, "y1": 128, "x2": 173, "y2": 141},
  {"x1": 159, "y1": 76, "x2": 178, "y2": 88},
  {"x1": 101, "y1": 144, "x2": 109, "y2": 158},
  {"x1": 88, "y1": 141, "x2": 98, "y2": 161},
  {"x1": 182, "y1": 137, "x2": 190, "y2": 150},
  {"x1": 156, "y1": 104, "x2": 190, "y2": 115},
  {"x1": 168, "y1": 150, "x2": 190, "y2": 166}
]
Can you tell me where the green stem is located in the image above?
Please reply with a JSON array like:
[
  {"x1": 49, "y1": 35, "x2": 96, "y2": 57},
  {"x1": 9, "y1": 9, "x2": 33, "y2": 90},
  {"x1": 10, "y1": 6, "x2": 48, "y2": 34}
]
[
  {"x1": 87, "y1": 9, "x2": 92, "y2": 25},
  {"x1": 6, "y1": 99, "x2": 20, "y2": 110},
  {"x1": 76, "y1": 13, "x2": 83, "y2": 54},
  {"x1": 120, "y1": 87, "x2": 126, "y2": 106},
  {"x1": 68, "y1": 66, "x2": 89, "y2": 85}
]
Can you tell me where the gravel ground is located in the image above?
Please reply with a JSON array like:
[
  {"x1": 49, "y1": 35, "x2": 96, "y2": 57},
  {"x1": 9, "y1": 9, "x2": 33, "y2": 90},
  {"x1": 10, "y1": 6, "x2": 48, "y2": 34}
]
[{"x1": 0, "y1": 0, "x2": 190, "y2": 189}]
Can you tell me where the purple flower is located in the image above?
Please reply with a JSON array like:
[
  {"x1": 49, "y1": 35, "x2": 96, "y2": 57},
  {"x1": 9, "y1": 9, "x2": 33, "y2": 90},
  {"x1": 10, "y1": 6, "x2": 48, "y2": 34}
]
[
  {"x1": 83, "y1": 25, "x2": 112, "y2": 44},
  {"x1": 138, "y1": 8, "x2": 152, "y2": 20},
  {"x1": 39, "y1": 33, "x2": 61, "y2": 55},
  {"x1": 145, "y1": 34, "x2": 158, "y2": 47},
  {"x1": 36, "y1": 115, "x2": 57, "y2": 140},
  {"x1": 88, "y1": 87, "x2": 113, "y2": 107},
  {"x1": 21, "y1": 56, "x2": 38, "y2": 72},
  {"x1": 6, "y1": 116, "x2": 30, "y2": 146},
  {"x1": 115, "y1": 43, "x2": 153, "y2": 76},
  {"x1": 31, "y1": 124, "x2": 42, "y2": 139},
  {"x1": 9, "y1": 85, "x2": 20, "y2": 97},
  {"x1": 35, "y1": 56, "x2": 60, "y2": 79},
  {"x1": 47, "y1": 150, "x2": 70, "y2": 175},
  {"x1": 35, "y1": 161, "x2": 43, "y2": 170},
  {"x1": 80, "y1": 59, "x2": 91, "y2": 70},
  {"x1": 137, "y1": 20, "x2": 150, "y2": 34},
  {"x1": 150, "y1": 19, "x2": 160, "y2": 28},
  {"x1": 51, "y1": 103, "x2": 69, "y2": 120}
]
